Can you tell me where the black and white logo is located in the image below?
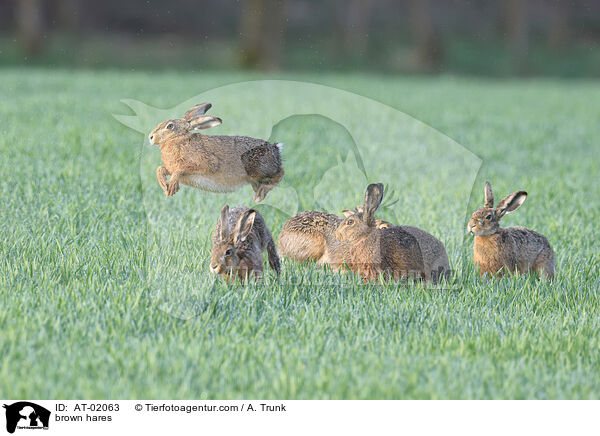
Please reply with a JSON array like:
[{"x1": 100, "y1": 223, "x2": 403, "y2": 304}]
[{"x1": 3, "y1": 402, "x2": 50, "y2": 434}]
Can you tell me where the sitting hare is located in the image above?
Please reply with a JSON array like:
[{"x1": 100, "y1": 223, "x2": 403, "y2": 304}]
[
  {"x1": 343, "y1": 206, "x2": 450, "y2": 283},
  {"x1": 335, "y1": 183, "x2": 425, "y2": 282},
  {"x1": 467, "y1": 181, "x2": 555, "y2": 280},
  {"x1": 211, "y1": 205, "x2": 280, "y2": 281},
  {"x1": 149, "y1": 103, "x2": 284, "y2": 202}
]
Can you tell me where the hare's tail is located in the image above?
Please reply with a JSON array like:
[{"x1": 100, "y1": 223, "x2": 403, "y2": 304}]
[{"x1": 266, "y1": 237, "x2": 281, "y2": 275}]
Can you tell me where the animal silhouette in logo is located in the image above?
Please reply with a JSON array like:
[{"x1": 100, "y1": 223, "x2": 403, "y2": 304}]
[{"x1": 3, "y1": 402, "x2": 50, "y2": 434}]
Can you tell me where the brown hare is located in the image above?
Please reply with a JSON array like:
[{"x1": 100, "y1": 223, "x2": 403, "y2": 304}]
[
  {"x1": 149, "y1": 103, "x2": 284, "y2": 202},
  {"x1": 467, "y1": 181, "x2": 555, "y2": 280},
  {"x1": 277, "y1": 211, "x2": 343, "y2": 265},
  {"x1": 210, "y1": 205, "x2": 280, "y2": 281},
  {"x1": 335, "y1": 183, "x2": 425, "y2": 282},
  {"x1": 343, "y1": 206, "x2": 450, "y2": 283},
  {"x1": 277, "y1": 208, "x2": 391, "y2": 265}
]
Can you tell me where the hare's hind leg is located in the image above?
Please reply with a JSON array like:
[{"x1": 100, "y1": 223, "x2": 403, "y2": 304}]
[
  {"x1": 244, "y1": 149, "x2": 284, "y2": 201},
  {"x1": 251, "y1": 168, "x2": 284, "y2": 202},
  {"x1": 265, "y1": 238, "x2": 281, "y2": 274},
  {"x1": 251, "y1": 183, "x2": 266, "y2": 202},
  {"x1": 534, "y1": 249, "x2": 555, "y2": 281},
  {"x1": 252, "y1": 183, "x2": 275, "y2": 202}
]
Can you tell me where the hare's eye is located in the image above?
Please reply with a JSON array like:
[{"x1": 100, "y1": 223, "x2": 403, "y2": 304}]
[
  {"x1": 166, "y1": 123, "x2": 174, "y2": 130},
  {"x1": 225, "y1": 249, "x2": 232, "y2": 256},
  {"x1": 485, "y1": 214, "x2": 492, "y2": 220},
  {"x1": 347, "y1": 218, "x2": 354, "y2": 225}
]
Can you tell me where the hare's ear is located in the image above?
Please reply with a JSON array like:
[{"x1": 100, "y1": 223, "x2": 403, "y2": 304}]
[
  {"x1": 484, "y1": 181, "x2": 494, "y2": 208},
  {"x1": 495, "y1": 191, "x2": 527, "y2": 218},
  {"x1": 183, "y1": 103, "x2": 212, "y2": 120},
  {"x1": 218, "y1": 204, "x2": 230, "y2": 239},
  {"x1": 188, "y1": 115, "x2": 222, "y2": 130},
  {"x1": 363, "y1": 183, "x2": 384, "y2": 225},
  {"x1": 233, "y1": 210, "x2": 256, "y2": 245},
  {"x1": 376, "y1": 219, "x2": 391, "y2": 229},
  {"x1": 342, "y1": 206, "x2": 363, "y2": 218}
]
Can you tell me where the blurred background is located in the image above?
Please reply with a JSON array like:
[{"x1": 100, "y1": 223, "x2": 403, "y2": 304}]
[{"x1": 0, "y1": 0, "x2": 598, "y2": 76}]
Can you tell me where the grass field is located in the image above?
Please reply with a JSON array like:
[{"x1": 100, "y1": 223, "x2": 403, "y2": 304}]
[{"x1": 1, "y1": 68, "x2": 599, "y2": 399}]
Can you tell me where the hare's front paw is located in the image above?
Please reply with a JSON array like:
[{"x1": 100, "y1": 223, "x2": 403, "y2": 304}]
[
  {"x1": 166, "y1": 180, "x2": 179, "y2": 197},
  {"x1": 165, "y1": 172, "x2": 181, "y2": 197},
  {"x1": 156, "y1": 166, "x2": 169, "y2": 193}
]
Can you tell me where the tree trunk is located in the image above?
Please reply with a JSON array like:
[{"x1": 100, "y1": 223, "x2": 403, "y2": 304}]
[
  {"x1": 505, "y1": 0, "x2": 529, "y2": 73},
  {"x1": 409, "y1": 0, "x2": 442, "y2": 72},
  {"x1": 240, "y1": 0, "x2": 264, "y2": 68},
  {"x1": 342, "y1": 0, "x2": 374, "y2": 56},
  {"x1": 239, "y1": 0, "x2": 286, "y2": 70},
  {"x1": 54, "y1": 0, "x2": 80, "y2": 31},
  {"x1": 16, "y1": 0, "x2": 45, "y2": 56},
  {"x1": 261, "y1": 0, "x2": 286, "y2": 70},
  {"x1": 547, "y1": 1, "x2": 569, "y2": 52}
]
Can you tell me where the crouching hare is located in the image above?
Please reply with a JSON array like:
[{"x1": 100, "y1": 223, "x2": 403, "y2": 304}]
[
  {"x1": 335, "y1": 183, "x2": 425, "y2": 282},
  {"x1": 277, "y1": 207, "x2": 392, "y2": 265},
  {"x1": 277, "y1": 211, "x2": 343, "y2": 264},
  {"x1": 467, "y1": 181, "x2": 555, "y2": 280},
  {"x1": 149, "y1": 103, "x2": 284, "y2": 202},
  {"x1": 211, "y1": 205, "x2": 281, "y2": 281},
  {"x1": 344, "y1": 206, "x2": 450, "y2": 283}
]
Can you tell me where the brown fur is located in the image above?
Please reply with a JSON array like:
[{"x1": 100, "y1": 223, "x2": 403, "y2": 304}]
[
  {"x1": 345, "y1": 207, "x2": 450, "y2": 282},
  {"x1": 277, "y1": 211, "x2": 342, "y2": 264},
  {"x1": 211, "y1": 205, "x2": 280, "y2": 281},
  {"x1": 149, "y1": 103, "x2": 284, "y2": 202},
  {"x1": 468, "y1": 181, "x2": 555, "y2": 280},
  {"x1": 399, "y1": 226, "x2": 450, "y2": 283},
  {"x1": 337, "y1": 227, "x2": 425, "y2": 281},
  {"x1": 335, "y1": 184, "x2": 425, "y2": 282},
  {"x1": 343, "y1": 207, "x2": 391, "y2": 229}
]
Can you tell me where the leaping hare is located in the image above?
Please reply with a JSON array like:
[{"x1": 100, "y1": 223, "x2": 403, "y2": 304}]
[
  {"x1": 335, "y1": 183, "x2": 425, "y2": 282},
  {"x1": 467, "y1": 181, "x2": 555, "y2": 280},
  {"x1": 210, "y1": 205, "x2": 280, "y2": 281},
  {"x1": 149, "y1": 103, "x2": 284, "y2": 202}
]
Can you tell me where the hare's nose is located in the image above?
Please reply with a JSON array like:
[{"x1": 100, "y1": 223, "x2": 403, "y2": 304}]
[
  {"x1": 149, "y1": 134, "x2": 154, "y2": 142},
  {"x1": 210, "y1": 264, "x2": 218, "y2": 273}
]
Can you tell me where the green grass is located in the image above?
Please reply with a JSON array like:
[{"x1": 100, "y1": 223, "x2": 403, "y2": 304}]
[{"x1": 0, "y1": 68, "x2": 599, "y2": 399}]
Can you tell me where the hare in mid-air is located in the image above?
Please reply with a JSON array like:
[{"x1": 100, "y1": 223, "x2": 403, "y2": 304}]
[
  {"x1": 210, "y1": 205, "x2": 280, "y2": 281},
  {"x1": 149, "y1": 103, "x2": 284, "y2": 202},
  {"x1": 467, "y1": 181, "x2": 555, "y2": 280},
  {"x1": 343, "y1": 206, "x2": 450, "y2": 283},
  {"x1": 334, "y1": 183, "x2": 425, "y2": 282}
]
